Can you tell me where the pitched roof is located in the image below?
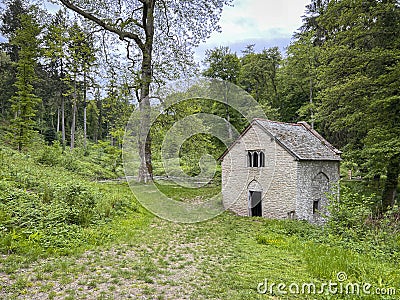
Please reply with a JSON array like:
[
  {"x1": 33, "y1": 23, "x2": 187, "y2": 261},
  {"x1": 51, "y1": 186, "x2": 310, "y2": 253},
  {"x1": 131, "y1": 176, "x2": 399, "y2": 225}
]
[{"x1": 220, "y1": 119, "x2": 342, "y2": 161}]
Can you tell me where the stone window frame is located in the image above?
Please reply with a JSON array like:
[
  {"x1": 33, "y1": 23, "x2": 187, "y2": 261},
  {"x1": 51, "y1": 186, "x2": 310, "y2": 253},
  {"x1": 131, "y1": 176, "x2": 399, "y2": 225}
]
[{"x1": 247, "y1": 150, "x2": 265, "y2": 167}]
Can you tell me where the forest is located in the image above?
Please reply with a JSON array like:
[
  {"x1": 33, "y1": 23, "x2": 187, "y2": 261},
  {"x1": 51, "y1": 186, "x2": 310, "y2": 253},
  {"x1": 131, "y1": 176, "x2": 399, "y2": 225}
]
[
  {"x1": 1, "y1": 0, "x2": 398, "y2": 208},
  {"x1": 0, "y1": 0, "x2": 399, "y2": 298}
]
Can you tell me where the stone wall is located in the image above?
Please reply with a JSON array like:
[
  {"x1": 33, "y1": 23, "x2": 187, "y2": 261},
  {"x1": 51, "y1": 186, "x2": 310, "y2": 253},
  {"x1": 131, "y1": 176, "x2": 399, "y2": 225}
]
[
  {"x1": 296, "y1": 160, "x2": 340, "y2": 224},
  {"x1": 221, "y1": 124, "x2": 297, "y2": 218}
]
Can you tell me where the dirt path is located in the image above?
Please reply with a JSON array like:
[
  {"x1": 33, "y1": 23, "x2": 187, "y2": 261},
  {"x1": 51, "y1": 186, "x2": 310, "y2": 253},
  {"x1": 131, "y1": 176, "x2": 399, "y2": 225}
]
[{"x1": 0, "y1": 215, "x2": 273, "y2": 299}]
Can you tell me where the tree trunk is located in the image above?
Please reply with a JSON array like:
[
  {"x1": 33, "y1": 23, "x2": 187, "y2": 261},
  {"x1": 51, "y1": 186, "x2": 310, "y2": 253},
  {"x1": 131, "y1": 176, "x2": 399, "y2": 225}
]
[
  {"x1": 309, "y1": 77, "x2": 314, "y2": 129},
  {"x1": 61, "y1": 61, "x2": 66, "y2": 151},
  {"x1": 97, "y1": 94, "x2": 102, "y2": 142},
  {"x1": 57, "y1": 106, "x2": 60, "y2": 133},
  {"x1": 61, "y1": 97, "x2": 66, "y2": 150},
  {"x1": 70, "y1": 74, "x2": 78, "y2": 150},
  {"x1": 83, "y1": 104, "x2": 87, "y2": 148},
  {"x1": 381, "y1": 154, "x2": 400, "y2": 212},
  {"x1": 137, "y1": 66, "x2": 153, "y2": 183},
  {"x1": 70, "y1": 101, "x2": 77, "y2": 150},
  {"x1": 137, "y1": 0, "x2": 155, "y2": 183},
  {"x1": 223, "y1": 81, "x2": 232, "y2": 140},
  {"x1": 83, "y1": 71, "x2": 87, "y2": 151}
]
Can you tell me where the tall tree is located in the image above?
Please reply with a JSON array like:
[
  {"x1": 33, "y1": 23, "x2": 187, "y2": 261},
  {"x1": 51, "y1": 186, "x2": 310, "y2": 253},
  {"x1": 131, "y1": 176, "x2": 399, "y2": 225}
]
[
  {"x1": 102, "y1": 69, "x2": 134, "y2": 147},
  {"x1": 299, "y1": 0, "x2": 329, "y2": 45},
  {"x1": 0, "y1": 0, "x2": 29, "y2": 62},
  {"x1": 239, "y1": 47, "x2": 281, "y2": 119},
  {"x1": 279, "y1": 31, "x2": 320, "y2": 124},
  {"x1": 57, "y1": 0, "x2": 232, "y2": 182},
  {"x1": 0, "y1": 0, "x2": 29, "y2": 121},
  {"x1": 314, "y1": 0, "x2": 400, "y2": 211},
  {"x1": 43, "y1": 9, "x2": 69, "y2": 149},
  {"x1": 9, "y1": 12, "x2": 42, "y2": 151},
  {"x1": 0, "y1": 51, "x2": 13, "y2": 119},
  {"x1": 203, "y1": 46, "x2": 240, "y2": 140},
  {"x1": 64, "y1": 21, "x2": 96, "y2": 150}
]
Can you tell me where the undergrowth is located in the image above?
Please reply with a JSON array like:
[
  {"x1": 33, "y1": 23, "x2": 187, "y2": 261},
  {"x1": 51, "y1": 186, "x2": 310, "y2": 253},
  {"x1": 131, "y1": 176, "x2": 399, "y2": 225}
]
[{"x1": 0, "y1": 144, "x2": 145, "y2": 261}]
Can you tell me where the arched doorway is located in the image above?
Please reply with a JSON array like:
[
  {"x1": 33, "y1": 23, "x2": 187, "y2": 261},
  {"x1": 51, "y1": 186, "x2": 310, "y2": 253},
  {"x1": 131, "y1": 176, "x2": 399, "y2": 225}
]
[
  {"x1": 248, "y1": 180, "x2": 263, "y2": 217},
  {"x1": 311, "y1": 172, "x2": 329, "y2": 214}
]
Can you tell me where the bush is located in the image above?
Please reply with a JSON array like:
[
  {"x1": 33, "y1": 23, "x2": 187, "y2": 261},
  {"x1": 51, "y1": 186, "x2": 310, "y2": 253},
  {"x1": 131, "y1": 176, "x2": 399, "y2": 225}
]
[
  {"x1": 326, "y1": 185, "x2": 375, "y2": 237},
  {"x1": 325, "y1": 185, "x2": 400, "y2": 261},
  {"x1": 0, "y1": 146, "x2": 137, "y2": 255}
]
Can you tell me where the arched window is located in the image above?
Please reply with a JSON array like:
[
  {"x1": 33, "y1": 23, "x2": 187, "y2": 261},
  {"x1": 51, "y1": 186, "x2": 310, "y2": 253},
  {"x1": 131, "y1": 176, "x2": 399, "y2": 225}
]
[
  {"x1": 253, "y1": 152, "x2": 258, "y2": 167},
  {"x1": 247, "y1": 150, "x2": 265, "y2": 167},
  {"x1": 247, "y1": 151, "x2": 252, "y2": 167},
  {"x1": 259, "y1": 151, "x2": 265, "y2": 167}
]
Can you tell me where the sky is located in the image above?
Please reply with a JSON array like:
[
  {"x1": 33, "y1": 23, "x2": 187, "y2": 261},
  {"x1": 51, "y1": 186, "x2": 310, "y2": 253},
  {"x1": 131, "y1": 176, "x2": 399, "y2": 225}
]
[
  {"x1": 0, "y1": 0, "x2": 310, "y2": 59},
  {"x1": 195, "y1": 0, "x2": 310, "y2": 60}
]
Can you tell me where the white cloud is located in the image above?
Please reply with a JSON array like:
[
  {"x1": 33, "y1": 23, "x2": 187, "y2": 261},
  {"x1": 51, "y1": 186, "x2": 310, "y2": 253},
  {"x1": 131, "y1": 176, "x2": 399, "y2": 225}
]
[{"x1": 197, "y1": 0, "x2": 310, "y2": 57}]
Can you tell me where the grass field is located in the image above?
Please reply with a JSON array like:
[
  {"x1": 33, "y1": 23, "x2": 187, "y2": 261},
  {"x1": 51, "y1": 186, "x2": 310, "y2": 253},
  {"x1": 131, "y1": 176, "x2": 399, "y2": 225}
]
[
  {"x1": 1, "y1": 183, "x2": 399, "y2": 299},
  {"x1": 1, "y1": 145, "x2": 399, "y2": 299}
]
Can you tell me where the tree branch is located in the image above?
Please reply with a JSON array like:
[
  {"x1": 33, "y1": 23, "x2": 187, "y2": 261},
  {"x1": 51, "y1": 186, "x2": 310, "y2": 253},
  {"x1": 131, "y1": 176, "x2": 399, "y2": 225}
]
[
  {"x1": 159, "y1": 0, "x2": 172, "y2": 39},
  {"x1": 125, "y1": 39, "x2": 136, "y2": 73},
  {"x1": 59, "y1": 0, "x2": 145, "y2": 51}
]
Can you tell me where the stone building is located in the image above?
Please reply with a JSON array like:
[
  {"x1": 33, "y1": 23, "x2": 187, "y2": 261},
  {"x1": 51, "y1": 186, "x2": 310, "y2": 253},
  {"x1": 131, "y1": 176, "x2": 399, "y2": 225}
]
[{"x1": 219, "y1": 119, "x2": 341, "y2": 224}]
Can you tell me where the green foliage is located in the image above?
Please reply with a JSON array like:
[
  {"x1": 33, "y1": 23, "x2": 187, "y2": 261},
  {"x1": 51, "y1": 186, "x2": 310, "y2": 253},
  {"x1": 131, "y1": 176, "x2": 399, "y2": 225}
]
[
  {"x1": 203, "y1": 46, "x2": 281, "y2": 120},
  {"x1": 0, "y1": 145, "x2": 137, "y2": 255},
  {"x1": 239, "y1": 47, "x2": 282, "y2": 117},
  {"x1": 317, "y1": 0, "x2": 400, "y2": 207},
  {"x1": 0, "y1": 51, "x2": 14, "y2": 119},
  {"x1": 326, "y1": 185, "x2": 376, "y2": 236},
  {"x1": 279, "y1": 31, "x2": 320, "y2": 123},
  {"x1": 203, "y1": 46, "x2": 240, "y2": 83},
  {"x1": 258, "y1": 184, "x2": 400, "y2": 263},
  {"x1": 29, "y1": 140, "x2": 123, "y2": 179},
  {"x1": 8, "y1": 12, "x2": 42, "y2": 151},
  {"x1": 150, "y1": 98, "x2": 223, "y2": 177}
]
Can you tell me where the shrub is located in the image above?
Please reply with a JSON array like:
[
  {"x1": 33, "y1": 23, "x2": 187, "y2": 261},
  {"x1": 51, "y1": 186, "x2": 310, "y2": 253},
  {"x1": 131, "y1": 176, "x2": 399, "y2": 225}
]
[
  {"x1": 0, "y1": 146, "x2": 137, "y2": 255},
  {"x1": 326, "y1": 185, "x2": 375, "y2": 237}
]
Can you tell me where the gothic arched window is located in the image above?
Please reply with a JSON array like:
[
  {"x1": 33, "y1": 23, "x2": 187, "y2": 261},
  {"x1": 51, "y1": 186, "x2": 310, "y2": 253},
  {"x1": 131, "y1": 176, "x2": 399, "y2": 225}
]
[{"x1": 247, "y1": 150, "x2": 265, "y2": 167}]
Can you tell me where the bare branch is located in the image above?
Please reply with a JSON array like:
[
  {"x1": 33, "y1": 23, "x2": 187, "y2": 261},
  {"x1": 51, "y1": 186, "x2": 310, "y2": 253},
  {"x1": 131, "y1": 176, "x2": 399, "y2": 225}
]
[
  {"x1": 59, "y1": 0, "x2": 145, "y2": 51},
  {"x1": 159, "y1": 0, "x2": 173, "y2": 39},
  {"x1": 125, "y1": 39, "x2": 136, "y2": 73},
  {"x1": 101, "y1": 31, "x2": 110, "y2": 65},
  {"x1": 121, "y1": 18, "x2": 144, "y2": 30}
]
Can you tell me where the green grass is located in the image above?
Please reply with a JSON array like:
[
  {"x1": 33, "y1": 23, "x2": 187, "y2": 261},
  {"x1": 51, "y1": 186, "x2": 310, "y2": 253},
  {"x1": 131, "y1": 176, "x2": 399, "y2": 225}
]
[
  {"x1": 155, "y1": 181, "x2": 220, "y2": 202},
  {"x1": 1, "y1": 208, "x2": 399, "y2": 299},
  {"x1": 0, "y1": 144, "x2": 399, "y2": 299}
]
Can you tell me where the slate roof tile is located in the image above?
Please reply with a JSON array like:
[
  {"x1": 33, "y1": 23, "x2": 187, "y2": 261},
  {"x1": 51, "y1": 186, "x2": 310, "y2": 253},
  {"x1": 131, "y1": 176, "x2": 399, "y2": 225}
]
[{"x1": 254, "y1": 119, "x2": 341, "y2": 161}]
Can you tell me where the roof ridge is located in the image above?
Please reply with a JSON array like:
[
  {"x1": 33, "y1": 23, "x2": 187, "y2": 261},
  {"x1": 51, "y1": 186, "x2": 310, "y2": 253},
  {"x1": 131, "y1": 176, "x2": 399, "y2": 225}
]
[
  {"x1": 297, "y1": 121, "x2": 342, "y2": 155},
  {"x1": 220, "y1": 118, "x2": 342, "y2": 162},
  {"x1": 253, "y1": 118, "x2": 302, "y2": 127}
]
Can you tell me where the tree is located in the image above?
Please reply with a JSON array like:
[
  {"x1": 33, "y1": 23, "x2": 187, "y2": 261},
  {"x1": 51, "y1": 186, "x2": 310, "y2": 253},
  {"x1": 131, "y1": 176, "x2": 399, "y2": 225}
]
[
  {"x1": 43, "y1": 9, "x2": 70, "y2": 149},
  {"x1": 57, "y1": 0, "x2": 233, "y2": 182},
  {"x1": 203, "y1": 46, "x2": 240, "y2": 140},
  {"x1": 0, "y1": 0, "x2": 30, "y2": 122},
  {"x1": 0, "y1": 51, "x2": 13, "y2": 119},
  {"x1": 314, "y1": 0, "x2": 400, "y2": 211},
  {"x1": 9, "y1": 12, "x2": 42, "y2": 151},
  {"x1": 64, "y1": 21, "x2": 96, "y2": 150},
  {"x1": 279, "y1": 31, "x2": 320, "y2": 124},
  {"x1": 239, "y1": 47, "x2": 281, "y2": 119},
  {"x1": 102, "y1": 69, "x2": 134, "y2": 147},
  {"x1": 299, "y1": 0, "x2": 329, "y2": 46},
  {"x1": 0, "y1": 0, "x2": 29, "y2": 62}
]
